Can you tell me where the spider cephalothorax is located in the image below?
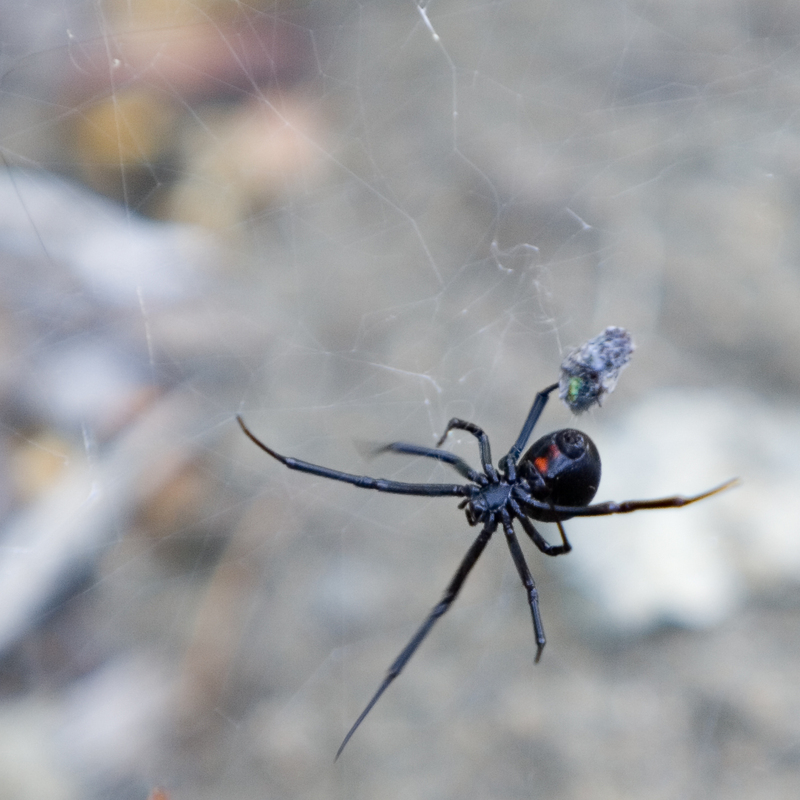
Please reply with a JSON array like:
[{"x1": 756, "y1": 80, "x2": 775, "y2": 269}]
[{"x1": 238, "y1": 381, "x2": 736, "y2": 758}]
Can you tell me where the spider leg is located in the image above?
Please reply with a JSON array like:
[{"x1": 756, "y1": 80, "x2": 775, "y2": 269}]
[
  {"x1": 237, "y1": 416, "x2": 470, "y2": 498},
  {"x1": 508, "y1": 490, "x2": 572, "y2": 556},
  {"x1": 335, "y1": 521, "x2": 496, "y2": 760},
  {"x1": 515, "y1": 511, "x2": 572, "y2": 557},
  {"x1": 545, "y1": 477, "x2": 741, "y2": 518},
  {"x1": 500, "y1": 382, "x2": 559, "y2": 471},
  {"x1": 375, "y1": 442, "x2": 484, "y2": 483},
  {"x1": 435, "y1": 419, "x2": 497, "y2": 479},
  {"x1": 500, "y1": 512, "x2": 546, "y2": 662}
]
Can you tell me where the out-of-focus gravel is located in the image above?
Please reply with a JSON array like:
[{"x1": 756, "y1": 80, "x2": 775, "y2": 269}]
[{"x1": 1, "y1": 1, "x2": 800, "y2": 799}]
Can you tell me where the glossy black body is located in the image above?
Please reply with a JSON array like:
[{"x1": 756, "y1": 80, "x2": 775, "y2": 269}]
[
  {"x1": 238, "y1": 381, "x2": 736, "y2": 758},
  {"x1": 517, "y1": 428, "x2": 601, "y2": 513}
]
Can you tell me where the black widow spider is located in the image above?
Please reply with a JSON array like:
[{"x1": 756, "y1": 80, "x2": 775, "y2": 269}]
[{"x1": 237, "y1": 382, "x2": 736, "y2": 758}]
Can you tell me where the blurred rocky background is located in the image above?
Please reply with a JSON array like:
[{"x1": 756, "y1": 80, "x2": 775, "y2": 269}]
[{"x1": 0, "y1": 0, "x2": 799, "y2": 798}]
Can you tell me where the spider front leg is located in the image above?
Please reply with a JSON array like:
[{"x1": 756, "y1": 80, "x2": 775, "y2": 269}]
[
  {"x1": 237, "y1": 416, "x2": 469, "y2": 498},
  {"x1": 500, "y1": 512, "x2": 546, "y2": 662},
  {"x1": 335, "y1": 520, "x2": 496, "y2": 759}
]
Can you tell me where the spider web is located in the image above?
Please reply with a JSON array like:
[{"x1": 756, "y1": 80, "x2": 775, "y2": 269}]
[{"x1": 0, "y1": 1, "x2": 799, "y2": 798}]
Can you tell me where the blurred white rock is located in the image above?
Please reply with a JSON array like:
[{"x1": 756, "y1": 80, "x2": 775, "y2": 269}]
[
  {"x1": 565, "y1": 390, "x2": 798, "y2": 634},
  {"x1": 59, "y1": 655, "x2": 175, "y2": 785},
  {"x1": 0, "y1": 169, "x2": 216, "y2": 306}
]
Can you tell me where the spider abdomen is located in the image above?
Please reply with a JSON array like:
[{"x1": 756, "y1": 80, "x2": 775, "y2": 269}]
[{"x1": 518, "y1": 428, "x2": 601, "y2": 508}]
